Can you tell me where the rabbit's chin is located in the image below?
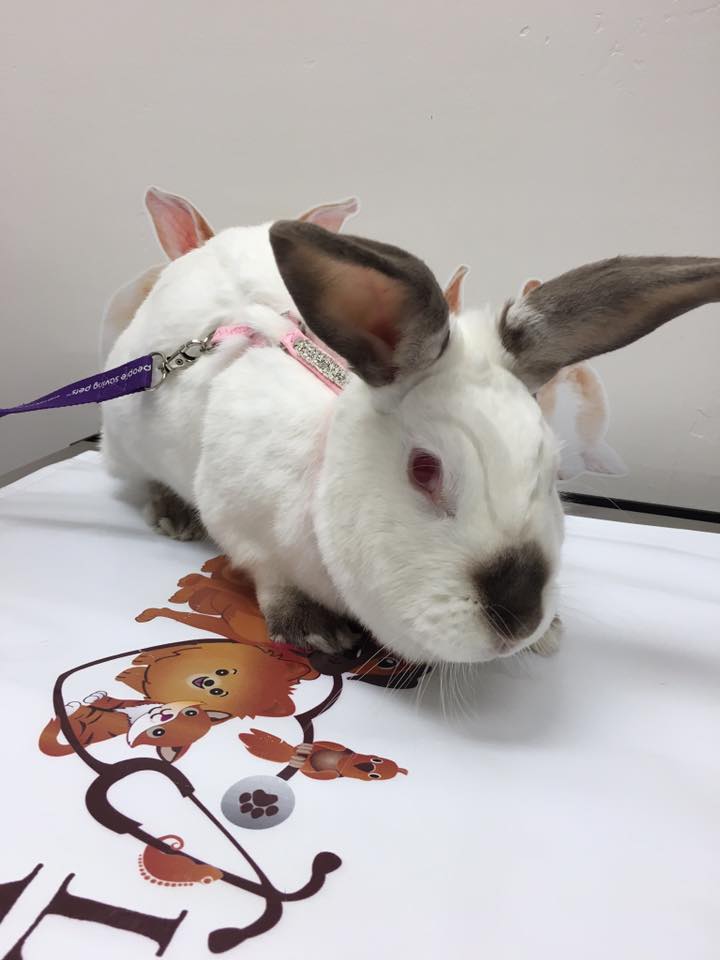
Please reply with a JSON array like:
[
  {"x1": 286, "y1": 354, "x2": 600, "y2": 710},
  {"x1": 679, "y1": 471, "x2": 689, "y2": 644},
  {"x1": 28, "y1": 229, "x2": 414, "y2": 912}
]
[{"x1": 404, "y1": 601, "x2": 560, "y2": 665}]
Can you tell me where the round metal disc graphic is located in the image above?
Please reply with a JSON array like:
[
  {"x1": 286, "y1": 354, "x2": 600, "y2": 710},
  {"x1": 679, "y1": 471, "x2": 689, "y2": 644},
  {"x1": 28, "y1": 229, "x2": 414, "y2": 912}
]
[{"x1": 221, "y1": 775, "x2": 295, "y2": 830}]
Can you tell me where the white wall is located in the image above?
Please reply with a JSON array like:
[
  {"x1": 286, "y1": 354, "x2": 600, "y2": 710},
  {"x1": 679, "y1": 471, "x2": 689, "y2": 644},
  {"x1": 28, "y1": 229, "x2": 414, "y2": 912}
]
[{"x1": 1, "y1": 0, "x2": 718, "y2": 508}]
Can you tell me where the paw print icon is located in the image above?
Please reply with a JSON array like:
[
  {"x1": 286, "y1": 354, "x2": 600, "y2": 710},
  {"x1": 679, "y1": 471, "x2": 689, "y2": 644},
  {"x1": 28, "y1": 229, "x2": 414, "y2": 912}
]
[
  {"x1": 221, "y1": 776, "x2": 295, "y2": 830},
  {"x1": 240, "y1": 788, "x2": 279, "y2": 819}
]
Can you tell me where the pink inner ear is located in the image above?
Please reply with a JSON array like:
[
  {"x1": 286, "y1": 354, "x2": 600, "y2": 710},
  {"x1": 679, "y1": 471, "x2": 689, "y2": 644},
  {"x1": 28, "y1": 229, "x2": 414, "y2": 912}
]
[
  {"x1": 145, "y1": 187, "x2": 214, "y2": 260},
  {"x1": 408, "y1": 449, "x2": 443, "y2": 502},
  {"x1": 367, "y1": 316, "x2": 401, "y2": 352},
  {"x1": 298, "y1": 197, "x2": 359, "y2": 233},
  {"x1": 163, "y1": 204, "x2": 200, "y2": 257},
  {"x1": 522, "y1": 278, "x2": 542, "y2": 296},
  {"x1": 444, "y1": 265, "x2": 469, "y2": 315}
]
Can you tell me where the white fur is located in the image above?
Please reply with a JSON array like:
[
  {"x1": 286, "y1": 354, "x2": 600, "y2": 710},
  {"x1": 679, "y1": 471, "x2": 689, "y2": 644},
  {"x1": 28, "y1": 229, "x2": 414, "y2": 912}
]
[
  {"x1": 103, "y1": 225, "x2": 564, "y2": 664},
  {"x1": 99, "y1": 264, "x2": 164, "y2": 363}
]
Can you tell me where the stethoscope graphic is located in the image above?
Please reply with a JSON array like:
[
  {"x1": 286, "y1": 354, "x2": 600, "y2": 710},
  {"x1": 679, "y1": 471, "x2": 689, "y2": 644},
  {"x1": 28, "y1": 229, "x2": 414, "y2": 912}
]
[{"x1": 53, "y1": 637, "x2": 346, "y2": 952}]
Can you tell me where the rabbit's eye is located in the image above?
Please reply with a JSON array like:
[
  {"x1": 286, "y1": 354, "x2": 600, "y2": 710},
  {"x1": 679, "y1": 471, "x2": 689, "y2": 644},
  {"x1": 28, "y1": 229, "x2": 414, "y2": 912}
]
[{"x1": 408, "y1": 449, "x2": 443, "y2": 501}]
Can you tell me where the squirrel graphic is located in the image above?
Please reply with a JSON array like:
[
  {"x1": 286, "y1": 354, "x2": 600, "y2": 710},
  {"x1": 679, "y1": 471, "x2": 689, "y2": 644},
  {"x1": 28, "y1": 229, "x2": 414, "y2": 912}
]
[{"x1": 239, "y1": 729, "x2": 407, "y2": 781}]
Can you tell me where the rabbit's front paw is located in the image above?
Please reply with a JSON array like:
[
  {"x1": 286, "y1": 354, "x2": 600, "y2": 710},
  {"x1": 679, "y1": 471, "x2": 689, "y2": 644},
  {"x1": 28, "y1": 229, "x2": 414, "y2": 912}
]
[{"x1": 265, "y1": 590, "x2": 361, "y2": 654}]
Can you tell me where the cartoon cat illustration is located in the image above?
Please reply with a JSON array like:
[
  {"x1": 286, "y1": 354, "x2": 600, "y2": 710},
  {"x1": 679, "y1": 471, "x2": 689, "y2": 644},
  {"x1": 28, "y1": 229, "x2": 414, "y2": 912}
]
[
  {"x1": 39, "y1": 692, "x2": 231, "y2": 761},
  {"x1": 39, "y1": 692, "x2": 155, "y2": 756},
  {"x1": 239, "y1": 729, "x2": 408, "y2": 781},
  {"x1": 126, "y1": 701, "x2": 232, "y2": 762}
]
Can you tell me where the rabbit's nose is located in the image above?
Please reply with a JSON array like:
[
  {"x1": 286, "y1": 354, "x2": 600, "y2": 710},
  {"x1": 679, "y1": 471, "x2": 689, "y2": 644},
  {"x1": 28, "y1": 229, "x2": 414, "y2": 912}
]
[{"x1": 474, "y1": 543, "x2": 548, "y2": 649}]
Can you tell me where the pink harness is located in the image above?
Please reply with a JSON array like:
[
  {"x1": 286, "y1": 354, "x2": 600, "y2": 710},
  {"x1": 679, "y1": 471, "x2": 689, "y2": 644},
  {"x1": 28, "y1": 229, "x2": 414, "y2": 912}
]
[
  {"x1": 0, "y1": 310, "x2": 348, "y2": 417},
  {"x1": 210, "y1": 311, "x2": 348, "y2": 395}
]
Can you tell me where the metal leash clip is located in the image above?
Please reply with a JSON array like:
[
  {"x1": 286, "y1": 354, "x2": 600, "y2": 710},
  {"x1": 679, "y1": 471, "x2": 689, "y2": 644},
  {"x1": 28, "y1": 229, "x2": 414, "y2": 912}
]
[{"x1": 149, "y1": 334, "x2": 215, "y2": 390}]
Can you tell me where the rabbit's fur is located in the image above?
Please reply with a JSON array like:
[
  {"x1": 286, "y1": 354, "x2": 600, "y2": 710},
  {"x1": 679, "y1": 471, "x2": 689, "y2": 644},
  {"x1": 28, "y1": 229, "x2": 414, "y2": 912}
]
[{"x1": 102, "y1": 188, "x2": 720, "y2": 664}]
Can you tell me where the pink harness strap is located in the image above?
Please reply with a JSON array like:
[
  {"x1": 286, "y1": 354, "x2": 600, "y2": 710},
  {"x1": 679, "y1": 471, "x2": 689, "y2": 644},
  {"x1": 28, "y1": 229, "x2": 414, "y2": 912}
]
[
  {"x1": 210, "y1": 313, "x2": 348, "y2": 395},
  {"x1": 210, "y1": 325, "x2": 269, "y2": 348},
  {"x1": 279, "y1": 328, "x2": 347, "y2": 394}
]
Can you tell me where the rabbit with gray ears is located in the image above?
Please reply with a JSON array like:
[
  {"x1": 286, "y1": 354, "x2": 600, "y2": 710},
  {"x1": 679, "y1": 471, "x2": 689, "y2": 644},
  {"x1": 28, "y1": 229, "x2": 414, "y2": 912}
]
[{"x1": 102, "y1": 190, "x2": 720, "y2": 664}]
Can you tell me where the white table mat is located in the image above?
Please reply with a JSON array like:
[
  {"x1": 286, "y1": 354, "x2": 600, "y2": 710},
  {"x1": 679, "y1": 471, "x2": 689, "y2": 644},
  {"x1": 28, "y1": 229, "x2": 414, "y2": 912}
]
[{"x1": 0, "y1": 451, "x2": 718, "y2": 959}]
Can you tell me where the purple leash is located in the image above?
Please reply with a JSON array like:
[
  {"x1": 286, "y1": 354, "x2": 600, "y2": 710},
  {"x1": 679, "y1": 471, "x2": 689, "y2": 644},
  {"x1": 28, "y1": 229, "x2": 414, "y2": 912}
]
[
  {"x1": 0, "y1": 338, "x2": 215, "y2": 419},
  {"x1": 0, "y1": 356, "x2": 156, "y2": 418}
]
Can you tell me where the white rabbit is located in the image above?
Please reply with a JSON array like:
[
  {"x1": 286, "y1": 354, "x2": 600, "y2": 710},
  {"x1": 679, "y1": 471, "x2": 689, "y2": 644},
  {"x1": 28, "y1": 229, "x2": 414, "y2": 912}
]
[
  {"x1": 101, "y1": 187, "x2": 359, "y2": 539},
  {"x1": 102, "y1": 194, "x2": 720, "y2": 663}
]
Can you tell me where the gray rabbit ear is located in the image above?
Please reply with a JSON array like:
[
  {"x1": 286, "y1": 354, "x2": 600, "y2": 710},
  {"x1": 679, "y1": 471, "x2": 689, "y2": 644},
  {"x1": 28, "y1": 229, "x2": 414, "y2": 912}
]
[
  {"x1": 269, "y1": 220, "x2": 449, "y2": 387},
  {"x1": 500, "y1": 256, "x2": 720, "y2": 392}
]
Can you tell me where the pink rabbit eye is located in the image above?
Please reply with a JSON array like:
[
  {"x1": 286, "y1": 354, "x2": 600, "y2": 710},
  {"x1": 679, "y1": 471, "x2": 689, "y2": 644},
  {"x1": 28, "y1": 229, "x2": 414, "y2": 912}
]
[{"x1": 408, "y1": 449, "x2": 443, "y2": 500}]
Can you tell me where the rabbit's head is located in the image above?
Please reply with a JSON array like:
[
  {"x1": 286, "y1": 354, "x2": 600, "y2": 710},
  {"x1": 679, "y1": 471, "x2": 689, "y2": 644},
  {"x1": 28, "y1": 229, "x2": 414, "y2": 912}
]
[{"x1": 271, "y1": 223, "x2": 720, "y2": 664}]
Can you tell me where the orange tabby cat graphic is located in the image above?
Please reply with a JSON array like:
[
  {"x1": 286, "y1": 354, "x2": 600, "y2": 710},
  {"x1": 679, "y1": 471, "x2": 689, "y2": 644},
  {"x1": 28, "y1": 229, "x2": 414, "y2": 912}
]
[
  {"x1": 39, "y1": 694, "x2": 233, "y2": 761},
  {"x1": 127, "y1": 701, "x2": 232, "y2": 762},
  {"x1": 39, "y1": 693, "x2": 148, "y2": 756}
]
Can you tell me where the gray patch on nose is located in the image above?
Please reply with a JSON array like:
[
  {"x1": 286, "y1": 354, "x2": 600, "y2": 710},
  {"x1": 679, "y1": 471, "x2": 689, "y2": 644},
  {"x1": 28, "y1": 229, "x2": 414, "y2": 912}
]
[{"x1": 475, "y1": 543, "x2": 549, "y2": 648}]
